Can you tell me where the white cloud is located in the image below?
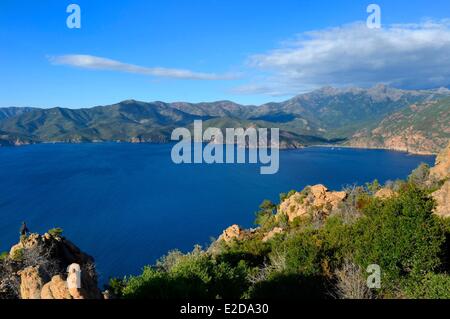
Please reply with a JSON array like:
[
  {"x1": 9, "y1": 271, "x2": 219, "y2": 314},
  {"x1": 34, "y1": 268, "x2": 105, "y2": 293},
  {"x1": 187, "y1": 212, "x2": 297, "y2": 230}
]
[
  {"x1": 49, "y1": 54, "x2": 237, "y2": 81},
  {"x1": 237, "y1": 20, "x2": 450, "y2": 95}
]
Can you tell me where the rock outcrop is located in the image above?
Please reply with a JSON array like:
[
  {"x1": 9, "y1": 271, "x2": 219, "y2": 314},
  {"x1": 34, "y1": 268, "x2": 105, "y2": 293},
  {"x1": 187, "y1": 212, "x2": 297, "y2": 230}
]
[
  {"x1": 0, "y1": 232, "x2": 102, "y2": 299},
  {"x1": 262, "y1": 227, "x2": 284, "y2": 243},
  {"x1": 18, "y1": 266, "x2": 43, "y2": 299},
  {"x1": 278, "y1": 185, "x2": 347, "y2": 222},
  {"x1": 346, "y1": 99, "x2": 450, "y2": 155},
  {"x1": 430, "y1": 142, "x2": 450, "y2": 181},
  {"x1": 374, "y1": 188, "x2": 396, "y2": 199},
  {"x1": 432, "y1": 181, "x2": 450, "y2": 217},
  {"x1": 431, "y1": 142, "x2": 450, "y2": 218},
  {"x1": 218, "y1": 225, "x2": 256, "y2": 243}
]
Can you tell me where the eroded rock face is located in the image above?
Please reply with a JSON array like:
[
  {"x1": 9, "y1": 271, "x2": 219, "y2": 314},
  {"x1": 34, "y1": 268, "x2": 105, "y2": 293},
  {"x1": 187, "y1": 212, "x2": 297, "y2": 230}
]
[
  {"x1": 279, "y1": 185, "x2": 347, "y2": 222},
  {"x1": 218, "y1": 225, "x2": 257, "y2": 243},
  {"x1": 262, "y1": 227, "x2": 284, "y2": 243},
  {"x1": 219, "y1": 225, "x2": 245, "y2": 242},
  {"x1": 9, "y1": 233, "x2": 41, "y2": 258},
  {"x1": 40, "y1": 275, "x2": 72, "y2": 299},
  {"x1": 1, "y1": 233, "x2": 102, "y2": 299},
  {"x1": 18, "y1": 266, "x2": 43, "y2": 299},
  {"x1": 430, "y1": 142, "x2": 450, "y2": 181},
  {"x1": 430, "y1": 142, "x2": 450, "y2": 218},
  {"x1": 432, "y1": 180, "x2": 450, "y2": 218},
  {"x1": 375, "y1": 188, "x2": 396, "y2": 199}
]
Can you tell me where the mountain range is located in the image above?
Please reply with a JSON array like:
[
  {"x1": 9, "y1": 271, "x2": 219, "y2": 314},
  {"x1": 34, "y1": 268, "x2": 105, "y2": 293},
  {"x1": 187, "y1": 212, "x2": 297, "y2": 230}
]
[{"x1": 1, "y1": 84, "x2": 449, "y2": 153}]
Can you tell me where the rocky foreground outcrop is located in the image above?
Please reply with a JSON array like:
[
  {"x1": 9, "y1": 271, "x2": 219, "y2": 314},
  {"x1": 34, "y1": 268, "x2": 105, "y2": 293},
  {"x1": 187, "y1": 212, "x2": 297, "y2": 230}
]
[
  {"x1": 278, "y1": 185, "x2": 347, "y2": 222},
  {"x1": 219, "y1": 225, "x2": 257, "y2": 243},
  {"x1": 430, "y1": 143, "x2": 450, "y2": 181},
  {"x1": 433, "y1": 181, "x2": 450, "y2": 217},
  {"x1": 0, "y1": 232, "x2": 102, "y2": 299},
  {"x1": 431, "y1": 142, "x2": 450, "y2": 217}
]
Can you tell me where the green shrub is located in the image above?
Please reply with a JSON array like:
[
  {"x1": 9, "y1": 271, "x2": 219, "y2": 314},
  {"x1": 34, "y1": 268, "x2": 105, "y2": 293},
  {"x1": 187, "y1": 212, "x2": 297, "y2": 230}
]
[
  {"x1": 406, "y1": 273, "x2": 450, "y2": 299},
  {"x1": 122, "y1": 267, "x2": 177, "y2": 299},
  {"x1": 210, "y1": 260, "x2": 251, "y2": 298},
  {"x1": 254, "y1": 200, "x2": 276, "y2": 229},
  {"x1": 48, "y1": 227, "x2": 64, "y2": 237},
  {"x1": 319, "y1": 217, "x2": 354, "y2": 270},
  {"x1": 246, "y1": 273, "x2": 330, "y2": 299},
  {"x1": 352, "y1": 184, "x2": 446, "y2": 291},
  {"x1": 11, "y1": 248, "x2": 24, "y2": 261},
  {"x1": 408, "y1": 163, "x2": 430, "y2": 187},
  {"x1": 107, "y1": 278, "x2": 126, "y2": 297},
  {"x1": 0, "y1": 251, "x2": 8, "y2": 262},
  {"x1": 223, "y1": 235, "x2": 271, "y2": 259},
  {"x1": 365, "y1": 179, "x2": 381, "y2": 194},
  {"x1": 279, "y1": 190, "x2": 296, "y2": 202},
  {"x1": 277, "y1": 229, "x2": 323, "y2": 276},
  {"x1": 122, "y1": 246, "x2": 254, "y2": 299},
  {"x1": 156, "y1": 250, "x2": 184, "y2": 272}
]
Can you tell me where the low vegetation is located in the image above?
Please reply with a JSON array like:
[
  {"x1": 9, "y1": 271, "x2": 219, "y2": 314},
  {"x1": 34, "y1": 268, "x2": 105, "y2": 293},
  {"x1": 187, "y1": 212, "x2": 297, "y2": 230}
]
[{"x1": 108, "y1": 163, "x2": 450, "y2": 299}]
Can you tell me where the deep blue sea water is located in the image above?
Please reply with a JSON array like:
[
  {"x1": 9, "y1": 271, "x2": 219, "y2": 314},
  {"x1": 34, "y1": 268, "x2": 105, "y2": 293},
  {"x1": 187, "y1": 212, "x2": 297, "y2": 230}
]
[{"x1": 0, "y1": 143, "x2": 435, "y2": 285}]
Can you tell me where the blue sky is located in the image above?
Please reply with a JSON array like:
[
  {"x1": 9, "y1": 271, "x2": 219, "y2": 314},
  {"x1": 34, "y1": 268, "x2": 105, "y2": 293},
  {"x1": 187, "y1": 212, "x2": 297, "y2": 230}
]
[{"x1": 1, "y1": 0, "x2": 450, "y2": 108}]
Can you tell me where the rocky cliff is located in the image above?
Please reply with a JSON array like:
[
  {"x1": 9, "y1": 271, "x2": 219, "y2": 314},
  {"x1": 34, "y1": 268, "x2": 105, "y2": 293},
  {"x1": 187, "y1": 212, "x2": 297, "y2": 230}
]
[
  {"x1": 0, "y1": 232, "x2": 102, "y2": 299},
  {"x1": 431, "y1": 142, "x2": 450, "y2": 217},
  {"x1": 346, "y1": 99, "x2": 450, "y2": 155}
]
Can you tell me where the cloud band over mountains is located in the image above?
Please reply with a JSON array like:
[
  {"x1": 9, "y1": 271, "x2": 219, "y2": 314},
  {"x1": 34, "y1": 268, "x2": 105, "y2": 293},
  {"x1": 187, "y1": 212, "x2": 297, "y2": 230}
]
[
  {"x1": 237, "y1": 20, "x2": 450, "y2": 95},
  {"x1": 49, "y1": 54, "x2": 236, "y2": 81}
]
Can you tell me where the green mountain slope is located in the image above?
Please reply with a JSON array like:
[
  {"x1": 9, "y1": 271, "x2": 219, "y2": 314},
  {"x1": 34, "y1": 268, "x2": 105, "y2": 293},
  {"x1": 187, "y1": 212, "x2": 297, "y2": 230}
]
[
  {"x1": 0, "y1": 85, "x2": 448, "y2": 151},
  {"x1": 0, "y1": 107, "x2": 36, "y2": 121},
  {"x1": 254, "y1": 85, "x2": 444, "y2": 138}
]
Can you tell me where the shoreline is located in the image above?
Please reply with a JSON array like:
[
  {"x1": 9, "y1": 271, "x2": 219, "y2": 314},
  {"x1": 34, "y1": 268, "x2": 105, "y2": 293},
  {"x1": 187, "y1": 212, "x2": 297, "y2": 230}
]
[
  {"x1": 0, "y1": 139, "x2": 439, "y2": 156},
  {"x1": 311, "y1": 144, "x2": 438, "y2": 156}
]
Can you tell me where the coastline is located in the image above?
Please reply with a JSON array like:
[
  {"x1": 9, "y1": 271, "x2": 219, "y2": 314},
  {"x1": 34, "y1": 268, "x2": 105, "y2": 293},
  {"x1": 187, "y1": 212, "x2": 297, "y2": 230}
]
[
  {"x1": 0, "y1": 139, "x2": 439, "y2": 156},
  {"x1": 311, "y1": 143, "x2": 438, "y2": 156}
]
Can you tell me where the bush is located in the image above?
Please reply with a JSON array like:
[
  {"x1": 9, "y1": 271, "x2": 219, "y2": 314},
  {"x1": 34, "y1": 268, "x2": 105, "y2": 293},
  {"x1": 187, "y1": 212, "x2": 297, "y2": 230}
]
[
  {"x1": 408, "y1": 163, "x2": 430, "y2": 188},
  {"x1": 156, "y1": 250, "x2": 184, "y2": 272},
  {"x1": 277, "y1": 229, "x2": 323, "y2": 276},
  {"x1": 122, "y1": 267, "x2": 176, "y2": 299},
  {"x1": 48, "y1": 227, "x2": 63, "y2": 237},
  {"x1": 0, "y1": 252, "x2": 8, "y2": 262},
  {"x1": 107, "y1": 277, "x2": 126, "y2": 297},
  {"x1": 254, "y1": 200, "x2": 276, "y2": 229},
  {"x1": 352, "y1": 184, "x2": 446, "y2": 292},
  {"x1": 122, "y1": 246, "x2": 254, "y2": 299},
  {"x1": 279, "y1": 190, "x2": 296, "y2": 202},
  {"x1": 365, "y1": 179, "x2": 381, "y2": 194},
  {"x1": 11, "y1": 248, "x2": 24, "y2": 261},
  {"x1": 332, "y1": 259, "x2": 373, "y2": 299},
  {"x1": 246, "y1": 273, "x2": 330, "y2": 299},
  {"x1": 406, "y1": 273, "x2": 450, "y2": 299}
]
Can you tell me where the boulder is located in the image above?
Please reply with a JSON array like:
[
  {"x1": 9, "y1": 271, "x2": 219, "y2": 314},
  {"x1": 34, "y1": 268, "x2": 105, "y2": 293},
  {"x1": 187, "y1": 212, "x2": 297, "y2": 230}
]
[
  {"x1": 279, "y1": 185, "x2": 347, "y2": 222},
  {"x1": 220, "y1": 225, "x2": 245, "y2": 242},
  {"x1": 40, "y1": 275, "x2": 73, "y2": 299},
  {"x1": 375, "y1": 188, "x2": 396, "y2": 199},
  {"x1": 18, "y1": 266, "x2": 43, "y2": 299}
]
